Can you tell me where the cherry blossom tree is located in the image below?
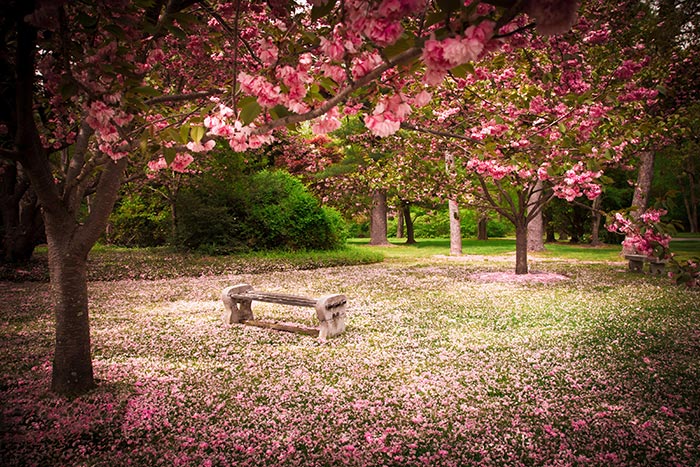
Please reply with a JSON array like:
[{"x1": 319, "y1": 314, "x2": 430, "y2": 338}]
[
  {"x1": 401, "y1": 0, "x2": 661, "y2": 274},
  {"x1": 4, "y1": 0, "x2": 582, "y2": 395}
]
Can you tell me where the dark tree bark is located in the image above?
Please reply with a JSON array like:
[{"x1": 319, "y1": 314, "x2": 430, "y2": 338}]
[
  {"x1": 401, "y1": 201, "x2": 416, "y2": 245},
  {"x1": 514, "y1": 219, "x2": 529, "y2": 275},
  {"x1": 1, "y1": 162, "x2": 45, "y2": 263},
  {"x1": 477, "y1": 214, "x2": 488, "y2": 241},
  {"x1": 590, "y1": 196, "x2": 603, "y2": 246},
  {"x1": 369, "y1": 190, "x2": 390, "y2": 245}
]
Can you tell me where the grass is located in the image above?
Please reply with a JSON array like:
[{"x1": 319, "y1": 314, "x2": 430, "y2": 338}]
[{"x1": 1, "y1": 240, "x2": 699, "y2": 466}]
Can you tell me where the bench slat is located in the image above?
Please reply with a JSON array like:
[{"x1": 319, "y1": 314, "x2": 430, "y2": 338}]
[{"x1": 228, "y1": 292, "x2": 317, "y2": 308}]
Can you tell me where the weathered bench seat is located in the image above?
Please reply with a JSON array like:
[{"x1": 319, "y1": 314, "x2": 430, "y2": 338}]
[
  {"x1": 222, "y1": 283, "x2": 347, "y2": 339},
  {"x1": 624, "y1": 254, "x2": 667, "y2": 275}
]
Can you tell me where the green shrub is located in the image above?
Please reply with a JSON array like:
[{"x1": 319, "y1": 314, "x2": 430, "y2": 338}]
[
  {"x1": 108, "y1": 194, "x2": 169, "y2": 247},
  {"x1": 175, "y1": 169, "x2": 346, "y2": 254},
  {"x1": 247, "y1": 170, "x2": 347, "y2": 250}
]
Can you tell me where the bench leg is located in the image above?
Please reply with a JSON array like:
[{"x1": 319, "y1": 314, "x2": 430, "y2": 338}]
[
  {"x1": 315, "y1": 294, "x2": 347, "y2": 339},
  {"x1": 628, "y1": 259, "x2": 644, "y2": 273},
  {"x1": 222, "y1": 284, "x2": 255, "y2": 324},
  {"x1": 648, "y1": 262, "x2": 665, "y2": 275}
]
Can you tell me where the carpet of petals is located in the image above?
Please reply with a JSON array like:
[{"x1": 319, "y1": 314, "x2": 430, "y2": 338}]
[{"x1": 1, "y1": 260, "x2": 699, "y2": 466}]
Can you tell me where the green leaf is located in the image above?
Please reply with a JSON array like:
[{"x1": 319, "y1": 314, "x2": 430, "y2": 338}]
[
  {"x1": 190, "y1": 126, "x2": 205, "y2": 143},
  {"x1": 133, "y1": 86, "x2": 161, "y2": 97},
  {"x1": 163, "y1": 147, "x2": 177, "y2": 165},
  {"x1": 450, "y1": 62, "x2": 474, "y2": 78},
  {"x1": 383, "y1": 35, "x2": 414, "y2": 59},
  {"x1": 558, "y1": 122, "x2": 567, "y2": 133},
  {"x1": 240, "y1": 100, "x2": 262, "y2": 125},
  {"x1": 270, "y1": 105, "x2": 292, "y2": 120},
  {"x1": 311, "y1": 0, "x2": 337, "y2": 20},
  {"x1": 60, "y1": 80, "x2": 78, "y2": 99},
  {"x1": 179, "y1": 124, "x2": 190, "y2": 144}
]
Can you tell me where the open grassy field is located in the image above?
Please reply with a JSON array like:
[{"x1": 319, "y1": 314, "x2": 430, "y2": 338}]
[{"x1": 1, "y1": 239, "x2": 698, "y2": 466}]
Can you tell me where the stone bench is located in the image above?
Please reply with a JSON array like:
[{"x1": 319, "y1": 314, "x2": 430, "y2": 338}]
[
  {"x1": 624, "y1": 254, "x2": 667, "y2": 275},
  {"x1": 221, "y1": 283, "x2": 347, "y2": 339}
]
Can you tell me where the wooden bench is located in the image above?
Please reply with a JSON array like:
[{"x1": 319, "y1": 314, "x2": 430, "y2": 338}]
[
  {"x1": 624, "y1": 254, "x2": 667, "y2": 275},
  {"x1": 221, "y1": 283, "x2": 347, "y2": 339}
]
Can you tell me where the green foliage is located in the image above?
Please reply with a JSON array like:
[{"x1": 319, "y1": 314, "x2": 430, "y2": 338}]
[
  {"x1": 108, "y1": 194, "x2": 169, "y2": 247},
  {"x1": 176, "y1": 168, "x2": 346, "y2": 254},
  {"x1": 387, "y1": 208, "x2": 512, "y2": 239},
  {"x1": 247, "y1": 170, "x2": 347, "y2": 250}
]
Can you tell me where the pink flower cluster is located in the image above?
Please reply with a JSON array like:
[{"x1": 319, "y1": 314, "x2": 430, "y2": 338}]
[
  {"x1": 421, "y1": 21, "x2": 495, "y2": 85},
  {"x1": 147, "y1": 153, "x2": 195, "y2": 178},
  {"x1": 364, "y1": 94, "x2": 412, "y2": 137},
  {"x1": 84, "y1": 100, "x2": 133, "y2": 160},
  {"x1": 204, "y1": 103, "x2": 274, "y2": 152},
  {"x1": 606, "y1": 209, "x2": 671, "y2": 258},
  {"x1": 311, "y1": 107, "x2": 342, "y2": 135},
  {"x1": 467, "y1": 157, "x2": 516, "y2": 180},
  {"x1": 552, "y1": 162, "x2": 602, "y2": 201}
]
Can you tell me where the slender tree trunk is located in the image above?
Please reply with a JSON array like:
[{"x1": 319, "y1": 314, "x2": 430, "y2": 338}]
[
  {"x1": 369, "y1": 190, "x2": 389, "y2": 245},
  {"x1": 444, "y1": 152, "x2": 462, "y2": 253},
  {"x1": 402, "y1": 202, "x2": 416, "y2": 244},
  {"x1": 477, "y1": 215, "x2": 488, "y2": 241},
  {"x1": 396, "y1": 209, "x2": 404, "y2": 238},
  {"x1": 630, "y1": 150, "x2": 655, "y2": 220},
  {"x1": 590, "y1": 196, "x2": 603, "y2": 246},
  {"x1": 681, "y1": 168, "x2": 698, "y2": 233},
  {"x1": 449, "y1": 200, "x2": 462, "y2": 254},
  {"x1": 527, "y1": 181, "x2": 545, "y2": 252},
  {"x1": 515, "y1": 220, "x2": 528, "y2": 275}
]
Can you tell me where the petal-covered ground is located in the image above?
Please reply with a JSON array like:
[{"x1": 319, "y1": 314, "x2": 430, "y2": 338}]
[{"x1": 1, "y1": 258, "x2": 699, "y2": 466}]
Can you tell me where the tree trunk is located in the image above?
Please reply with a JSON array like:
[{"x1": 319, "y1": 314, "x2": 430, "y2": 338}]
[
  {"x1": 449, "y1": 199, "x2": 462, "y2": 254},
  {"x1": 444, "y1": 152, "x2": 462, "y2": 253},
  {"x1": 46, "y1": 218, "x2": 95, "y2": 395},
  {"x1": 630, "y1": 150, "x2": 655, "y2": 220},
  {"x1": 515, "y1": 220, "x2": 528, "y2": 275},
  {"x1": 681, "y1": 166, "x2": 698, "y2": 233},
  {"x1": 402, "y1": 201, "x2": 416, "y2": 245},
  {"x1": 477, "y1": 215, "x2": 488, "y2": 241},
  {"x1": 396, "y1": 209, "x2": 404, "y2": 238},
  {"x1": 1, "y1": 163, "x2": 44, "y2": 263},
  {"x1": 527, "y1": 181, "x2": 545, "y2": 252},
  {"x1": 590, "y1": 196, "x2": 603, "y2": 246},
  {"x1": 369, "y1": 190, "x2": 390, "y2": 245}
]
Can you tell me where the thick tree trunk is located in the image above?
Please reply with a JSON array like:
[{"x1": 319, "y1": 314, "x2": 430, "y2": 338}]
[
  {"x1": 477, "y1": 215, "x2": 488, "y2": 241},
  {"x1": 46, "y1": 219, "x2": 95, "y2": 395},
  {"x1": 1, "y1": 163, "x2": 44, "y2": 263},
  {"x1": 401, "y1": 202, "x2": 416, "y2": 244},
  {"x1": 449, "y1": 199, "x2": 462, "y2": 254},
  {"x1": 515, "y1": 220, "x2": 528, "y2": 275},
  {"x1": 369, "y1": 190, "x2": 390, "y2": 245}
]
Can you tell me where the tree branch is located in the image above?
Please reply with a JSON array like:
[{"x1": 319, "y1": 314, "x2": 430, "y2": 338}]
[
  {"x1": 144, "y1": 88, "x2": 225, "y2": 105},
  {"x1": 253, "y1": 46, "x2": 423, "y2": 134}
]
